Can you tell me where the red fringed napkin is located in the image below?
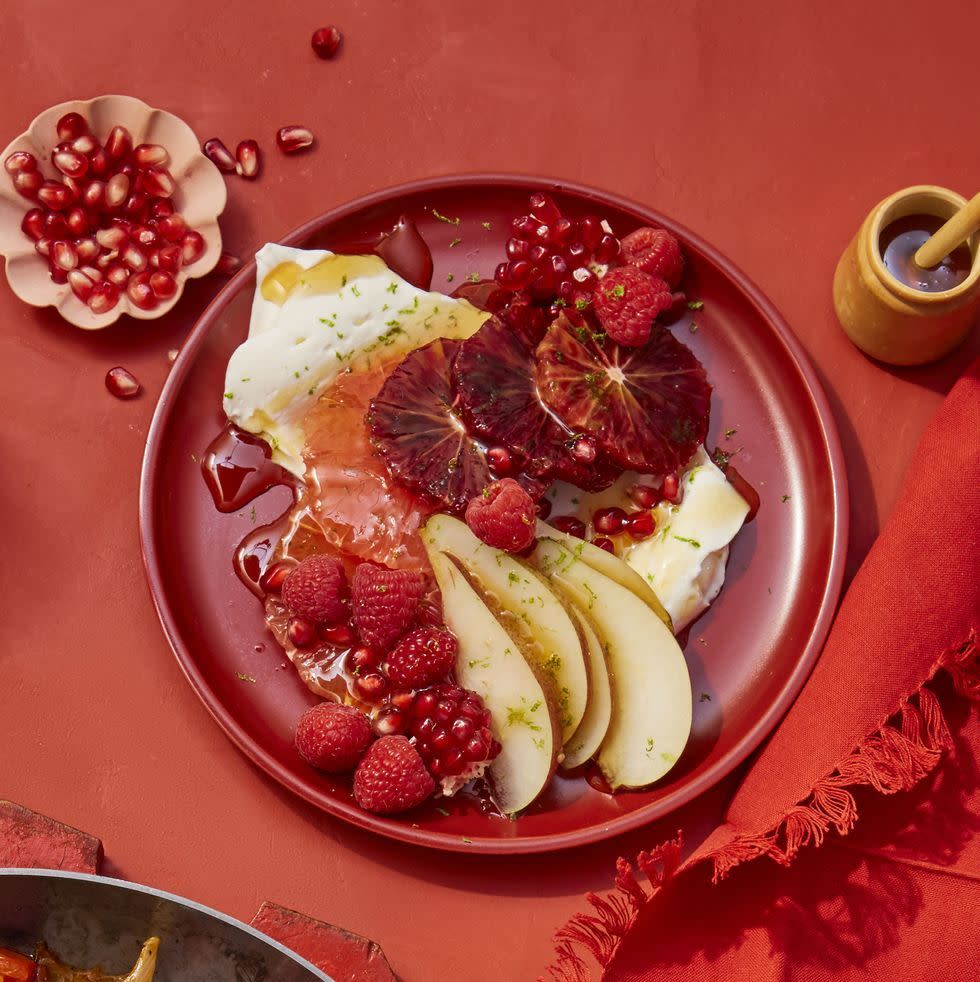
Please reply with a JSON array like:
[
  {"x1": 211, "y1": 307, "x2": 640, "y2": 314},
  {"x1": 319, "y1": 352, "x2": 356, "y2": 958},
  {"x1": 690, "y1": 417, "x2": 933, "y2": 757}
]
[{"x1": 547, "y1": 359, "x2": 980, "y2": 981}]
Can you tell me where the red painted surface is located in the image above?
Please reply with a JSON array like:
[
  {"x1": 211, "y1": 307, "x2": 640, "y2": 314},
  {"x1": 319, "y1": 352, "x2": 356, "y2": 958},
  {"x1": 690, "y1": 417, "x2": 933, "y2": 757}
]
[
  {"x1": 2, "y1": 2, "x2": 978, "y2": 979},
  {"x1": 0, "y1": 801, "x2": 102, "y2": 874}
]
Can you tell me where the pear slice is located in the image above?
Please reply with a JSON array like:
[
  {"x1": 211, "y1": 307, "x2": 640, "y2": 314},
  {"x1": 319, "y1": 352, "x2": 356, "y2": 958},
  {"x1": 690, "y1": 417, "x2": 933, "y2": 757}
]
[
  {"x1": 537, "y1": 520, "x2": 673, "y2": 632},
  {"x1": 559, "y1": 604, "x2": 612, "y2": 770},
  {"x1": 424, "y1": 547, "x2": 558, "y2": 815},
  {"x1": 422, "y1": 514, "x2": 589, "y2": 744},
  {"x1": 529, "y1": 538, "x2": 692, "y2": 789}
]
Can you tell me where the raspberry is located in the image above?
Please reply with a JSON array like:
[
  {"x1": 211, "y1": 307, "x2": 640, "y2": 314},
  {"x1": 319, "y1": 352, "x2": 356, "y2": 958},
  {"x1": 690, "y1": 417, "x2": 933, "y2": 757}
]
[
  {"x1": 386, "y1": 626, "x2": 458, "y2": 688},
  {"x1": 592, "y1": 266, "x2": 673, "y2": 347},
  {"x1": 465, "y1": 478, "x2": 536, "y2": 552},
  {"x1": 407, "y1": 684, "x2": 501, "y2": 795},
  {"x1": 351, "y1": 563, "x2": 424, "y2": 651},
  {"x1": 353, "y1": 735, "x2": 435, "y2": 814},
  {"x1": 294, "y1": 702, "x2": 374, "y2": 773},
  {"x1": 281, "y1": 554, "x2": 346, "y2": 623},
  {"x1": 620, "y1": 227, "x2": 684, "y2": 289}
]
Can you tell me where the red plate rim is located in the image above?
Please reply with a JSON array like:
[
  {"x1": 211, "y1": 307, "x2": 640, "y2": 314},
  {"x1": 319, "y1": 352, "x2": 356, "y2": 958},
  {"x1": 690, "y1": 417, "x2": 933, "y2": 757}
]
[{"x1": 140, "y1": 173, "x2": 849, "y2": 853}]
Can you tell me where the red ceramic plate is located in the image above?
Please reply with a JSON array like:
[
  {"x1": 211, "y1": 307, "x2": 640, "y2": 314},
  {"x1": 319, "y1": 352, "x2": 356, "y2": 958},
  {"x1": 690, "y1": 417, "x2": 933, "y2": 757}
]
[{"x1": 141, "y1": 176, "x2": 847, "y2": 854}]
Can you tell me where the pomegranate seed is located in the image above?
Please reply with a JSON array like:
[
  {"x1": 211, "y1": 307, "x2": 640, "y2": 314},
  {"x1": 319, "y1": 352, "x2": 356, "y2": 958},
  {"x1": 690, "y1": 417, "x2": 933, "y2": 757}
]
[
  {"x1": 319, "y1": 622, "x2": 355, "y2": 645},
  {"x1": 529, "y1": 192, "x2": 561, "y2": 224},
  {"x1": 551, "y1": 217, "x2": 575, "y2": 245},
  {"x1": 390, "y1": 690, "x2": 416, "y2": 712},
  {"x1": 181, "y1": 230, "x2": 205, "y2": 265},
  {"x1": 432, "y1": 727, "x2": 453, "y2": 751},
  {"x1": 117, "y1": 161, "x2": 136, "y2": 181},
  {"x1": 81, "y1": 179, "x2": 105, "y2": 211},
  {"x1": 133, "y1": 225, "x2": 158, "y2": 248},
  {"x1": 20, "y1": 208, "x2": 45, "y2": 240},
  {"x1": 49, "y1": 265, "x2": 68, "y2": 285},
  {"x1": 552, "y1": 516, "x2": 586, "y2": 538},
  {"x1": 202, "y1": 138, "x2": 236, "y2": 173},
  {"x1": 52, "y1": 240, "x2": 78, "y2": 271},
  {"x1": 464, "y1": 734, "x2": 491, "y2": 761},
  {"x1": 625, "y1": 510, "x2": 656, "y2": 540},
  {"x1": 34, "y1": 237, "x2": 52, "y2": 258},
  {"x1": 125, "y1": 192, "x2": 150, "y2": 219},
  {"x1": 89, "y1": 282, "x2": 121, "y2": 315},
  {"x1": 349, "y1": 647, "x2": 380, "y2": 672},
  {"x1": 451, "y1": 716, "x2": 474, "y2": 742},
  {"x1": 149, "y1": 270, "x2": 178, "y2": 299},
  {"x1": 126, "y1": 270, "x2": 157, "y2": 309},
  {"x1": 149, "y1": 198, "x2": 174, "y2": 219},
  {"x1": 65, "y1": 207, "x2": 89, "y2": 237},
  {"x1": 75, "y1": 237, "x2": 100, "y2": 263},
  {"x1": 506, "y1": 237, "x2": 530, "y2": 260},
  {"x1": 593, "y1": 507, "x2": 627, "y2": 535},
  {"x1": 487, "y1": 446, "x2": 513, "y2": 475},
  {"x1": 53, "y1": 149, "x2": 89, "y2": 179},
  {"x1": 275, "y1": 126, "x2": 314, "y2": 155},
  {"x1": 311, "y1": 25, "x2": 343, "y2": 58},
  {"x1": 140, "y1": 167, "x2": 175, "y2": 198},
  {"x1": 37, "y1": 181, "x2": 73, "y2": 210},
  {"x1": 412, "y1": 691, "x2": 438, "y2": 718},
  {"x1": 374, "y1": 709, "x2": 406, "y2": 736},
  {"x1": 56, "y1": 112, "x2": 89, "y2": 142},
  {"x1": 565, "y1": 241, "x2": 588, "y2": 266},
  {"x1": 629, "y1": 483, "x2": 658, "y2": 508},
  {"x1": 155, "y1": 244, "x2": 183, "y2": 273},
  {"x1": 156, "y1": 213, "x2": 187, "y2": 242},
  {"x1": 104, "y1": 125, "x2": 132, "y2": 160},
  {"x1": 70, "y1": 134, "x2": 98, "y2": 156},
  {"x1": 96, "y1": 226, "x2": 128, "y2": 250},
  {"x1": 77, "y1": 264, "x2": 103, "y2": 283},
  {"x1": 13, "y1": 169, "x2": 43, "y2": 198},
  {"x1": 67, "y1": 268, "x2": 96, "y2": 302},
  {"x1": 355, "y1": 672, "x2": 388, "y2": 702},
  {"x1": 595, "y1": 233, "x2": 621, "y2": 264},
  {"x1": 133, "y1": 143, "x2": 169, "y2": 168},
  {"x1": 578, "y1": 215, "x2": 603, "y2": 250},
  {"x1": 235, "y1": 139, "x2": 261, "y2": 177},
  {"x1": 109, "y1": 216, "x2": 134, "y2": 234},
  {"x1": 570, "y1": 435, "x2": 597, "y2": 464},
  {"x1": 5, "y1": 150, "x2": 38, "y2": 174},
  {"x1": 513, "y1": 215, "x2": 537, "y2": 238},
  {"x1": 122, "y1": 243, "x2": 148, "y2": 272},
  {"x1": 662, "y1": 473, "x2": 680, "y2": 503},
  {"x1": 287, "y1": 616, "x2": 317, "y2": 647},
  {"x1": 105, "y1": 365, "x2": 139, "y2": 397},
  {"x1": 105, "y1": 261, "x2": 130, "y2": 287},
  {"x1": 215, "y1": 251, "x2": 242, "y2": 275},
  {"x1": 535, "y1": 497, "x2": 552, "y2": 519},
  {"x1": 572, "y1": 266, "x2": 597, "y2": 289},
  {"x1": 105, "y1": 173, "x2": 130, "y2": 210},
  {"x1": 167, "y1": 348, "x2": 179, "y2": 363},
  {"x1": 89, "y1": 149, "x2": 110, "y2": 178},
  {"x1": 259, "y1": 559, "x2": 294, "y2": 593},
  {"x1": 529, "y1": 243, "x2": 549, "y2": 264},
  {"x1": 593, "y1": 536, "x2": 616, "y2": 553}
]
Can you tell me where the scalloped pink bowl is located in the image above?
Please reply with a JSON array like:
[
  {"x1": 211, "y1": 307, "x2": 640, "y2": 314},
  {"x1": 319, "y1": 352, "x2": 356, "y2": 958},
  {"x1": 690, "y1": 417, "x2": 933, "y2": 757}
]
[{"x1": 0, "y1": 94, "x2": 226, "y2": 329}]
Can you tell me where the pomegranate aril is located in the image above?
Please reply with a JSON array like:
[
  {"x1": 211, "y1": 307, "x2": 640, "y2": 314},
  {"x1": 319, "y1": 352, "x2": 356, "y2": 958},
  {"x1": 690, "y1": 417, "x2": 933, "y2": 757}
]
[
  {"x1": 216, "y1": 251, "x2": 242, "y2": 275},
  {"x1": 275, "y1": 126, "x2": 314, "y2": 155},
  {"x1": 487, "y1": 446, "x2": 513, "y2": 475},
  {"x1": 133, "y1": 143, "x2": 169, "y2": 168},
  {"x1": 552, "y1": 515, "x2": 586, "y2": 538},
  {"x1": 506, "y1": 237, "x2": 530, "y2": 260},
  {"x1": 122, "y1": 243, "x2": 148, "y2": 272},
  {"x1": 355, "y1": 672, "x2": 388, "y2": 701},
  {"x1": 104, "y1": 125, "x2": 132, "y2": 160},
  {"x1": 529, "y1": 192, "x2": 561, "y2": 225},
  {"x1": 412, "y1": 691, "x2": 438, "y2": 718},
  {"x1": 125, "y1": 192, "x2": 150, "y2": 219},
  {"x1": 464, "y1": 734, "x2": 491, "y2": 761},
  {"x1": 81, "y1": 179, "x2": 105, "y2": 211},
  {"x1": 89, "y1": 282, "x2": 121, "y2": 315},
  {"x1": 155, "y1": 244, "x2": 183, "y2": 274},
  {"x1": 52, "y1": 240, "x2": 78, "y2": 271},
  {"x1": 149, "y1": 197, "x2": 174, "y2": 219},
  {"x1": 37, "y1": 181, "x2": 73, "y2": 210},
  {"x1": 349, "y1": 646, "x2": 379, "y2": 672},
  {"x1": 570, "y1": 435, "x2": 597, "y2": 463},
  {"x1": 12, "y1": 170, "x2": 42, "y2": 199},
  {"x1": 578, "y1": 215, "x2": 603, "y2": 250},
  {"x1": 549, "y1": 254, "x2": 568, "y2": 278},
  {"x1": 34, "y1": 237, "x2": 52, "y2": 258},
  {"x1": 572, "y1": 266, "x2": 597, "y2": 289},
  {"x1": 75, "y1": 237, "x2": 100, "y2": 263},
  {"x1": 96, "y1": 226, "x2": 128, "y2": 250},
  {"x1": 513, "y1": 215, "x2": 537, "y2": 238},
  {"x1": 20, "y1": 208, "x2": 45, "y2": 240},
  {"x1": 629, "y1": 483, "x2": 658, "y2": 508},
  {"x1": 105, "y1": 173, "x2": 130, "y2": 209},
  {"x1": 451, "y1": 717, "x2": 473, "y2": 742},
  {"x1": 551, "y1": 217, "x2": 575, "y2": 245},
  {"x1": 662, "y1": 473, "x2": 680, "y2": 503},
  {"x1": 593, "y1": 507, "x2": 627, "y2": 535},
  {"x1": 88, "y1": 148, "x2": 110, "y2": 178},
  {"x1": 105, "y1": 261, "x2": 129, "y2": 287},
  {"x1": 565, "y1": 241, "x2": 588, "y2": 266},
  {"x1": 319, "y1": 622, "x2": 355, "y2": 645},
  {"x1": 67, "y1": 268, "x2": 95, "y2": 301},
  {"x1": 236, "y1": 139, "x2": 261, "y2": 177},
  {"x1": 259, "y1": 560, "x2": 295, "y2": 593},
  {"x1": 528, "y1": 244, "x2": 549, "y2": 264},
  {"x1": 77, "y1": 264, "x2": 103, "y2": 283},
  {"x1": 595, "y1": 233, "x2": 621, "y2": 264},
  {"x1": 4, "y1": 150, "x2": 38, "y2": 174},
  {"x1": 202, "y1": 138, "x2": 236, "y2": 173},
  {"x1": 535, "y1": 497, "x2": 552, "y2": 519},
  {"x1": 431, "y1": 727, "x2": 453, "y2": 751},
  {"x1": 374, "y1": 709, "x2": 405, "y2": 737},
  {"x1": 133, "y1": 225, "x2": 157, "y2": 248},
  {"x1": 390, "y1": 690, "x2": 415, "y2": 712},
  {"x1": 593, "y1": 536, "x2": 616, "y2": 553},
  {"x1": 126, "y1": 271, "x2": 157, "y2": 309},
  {"x1": 140, "y1": 167, "x2": 175, "y2": 198},
  {"x1": 181, "y1": 230, "x2": 205, "y2": 265},
  {"x1": 286, "y1": 617, "x2": 317, "y2": 647},
  {"x1": 626, "y1": 510, "x2": 656, "y2": 540},
  {"x1": 65, "y1": 207, "x2": 89, "y2": 237},
  {"x1": 56, "y1": 112, "x2": 89, "y2": 142},
  {"x1": 70, "y1": 134, "x2": 98, "y2": 156},
  {"x1": 53, "y1": 149, "x2": 89, "y2": 179},
  {"x1": 149, "y1": 270, "x2": 177, "y2": 299},
  {"x1": 311, "y1": 25, "x2": 343, "y2": 58},
  {"x1": 156, "y1": 213, "x2": 187, "y2": 241},
  {"x1": 48, "y1": 265, "x2": 68, "y2": 285}
]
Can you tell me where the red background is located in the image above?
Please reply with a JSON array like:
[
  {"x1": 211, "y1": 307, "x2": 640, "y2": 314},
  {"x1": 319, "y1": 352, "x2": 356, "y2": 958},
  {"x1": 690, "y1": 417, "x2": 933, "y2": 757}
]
[{"x1": 3, "y1": 2, "x2": 978, "y2": 979}]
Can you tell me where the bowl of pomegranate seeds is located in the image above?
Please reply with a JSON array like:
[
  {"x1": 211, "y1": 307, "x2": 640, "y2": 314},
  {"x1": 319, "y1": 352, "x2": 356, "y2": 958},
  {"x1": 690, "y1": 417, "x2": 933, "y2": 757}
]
[{"x1": 0, "y1": 94, "x2": 226, "y2": 328}]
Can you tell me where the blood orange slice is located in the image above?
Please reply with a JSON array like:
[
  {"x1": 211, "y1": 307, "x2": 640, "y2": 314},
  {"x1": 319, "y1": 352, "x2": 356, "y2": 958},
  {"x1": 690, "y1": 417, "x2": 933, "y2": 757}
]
[{"x1": 534, "y1": 315, "x2": 711, "y2": 476}]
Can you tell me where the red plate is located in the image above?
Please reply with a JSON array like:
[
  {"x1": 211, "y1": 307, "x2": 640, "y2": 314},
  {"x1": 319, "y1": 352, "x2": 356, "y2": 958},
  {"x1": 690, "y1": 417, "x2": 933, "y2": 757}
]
[{"x1": 140, "y1": 176, "x2": 847, "y2": 853}]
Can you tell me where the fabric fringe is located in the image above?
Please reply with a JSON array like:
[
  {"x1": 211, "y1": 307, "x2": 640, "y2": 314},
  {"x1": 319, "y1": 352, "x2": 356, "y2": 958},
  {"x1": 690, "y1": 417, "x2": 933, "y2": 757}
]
[{"x1": 544, "y1": 630, "x2": 977, "y2": 981}]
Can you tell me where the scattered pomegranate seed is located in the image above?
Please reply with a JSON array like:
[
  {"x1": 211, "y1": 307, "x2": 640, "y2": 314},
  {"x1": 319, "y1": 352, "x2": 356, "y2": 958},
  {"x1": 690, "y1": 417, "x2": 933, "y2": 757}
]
[
  {"x1": 21, "y1": 208, "x2": 45, "y2": 240},
  {"x1": 181, "y1": 230, "x2": 206, "y2": 265},
  {"x1": 355, "y1": 672, "x2": 389, "y2": 702},
  {"x1": 529, "y1": 192, "x2": 561, "y2": 225},
  {"x1": 89, "y1": 148, "x2": 110, "y2": 178},
  {"x1": 53, "y1": 149, "x2": 89, "y2": 179},
  {"x1": 104, "y1": 125, "x2": 132, "y2": 160},
  {"x1": 126, "y1": 270, "x2": 157, "y2": 309},
  {"x1": 104, "y1": 173, "x2": 130, "y2": 210},
  {"x1": 56, "y1": 112, "x2": 89, "y2": 142},
  {"x1": 88, "y1": 281, "x2": 120, "y2": 314},
  {"x1": 374, "y1": 708, "x2": 406, "y2": 737},
  {"x1": 133, "y1": 225, "x2": 157, "y2": 248},
  {"x1": 5, "y1": 150, "x2": 38, "y2": 174},
  {"x1": 75, "y1": 237, "x2": 100, "y2": 263},
  {"x1": 105, "y1": 262, "x2": 130, "y2": 287},
  {"x1": 133, "y1": 144, "x2": 169, "y2": 168},
  {"x1": 236, "y1": 140, "x2": 261, "y2": 178},
  {"x1": 487, "y1": 446, "x2": 513, "y2": 475},
  {"x1": 629, "y1": 483, "x2": 659, "y2": 508},
  {"x1": 81, "y1": 179, "x2": 105, "y2": 211},
  {"x1": 77, "y1": 264, "x2": 102, "y2": 283},
  {"x1": 593, "y1": 536, "x2": 616, "y2": 553},
  {"x1": 12, "y1": 169, "x2": 43, "y2": 198},
  {"x1": 37, "y1": 181, "x2": 74, "y2": 210},
  {"x1": 125, "y1": 192, "x2": 150, "y2": 219},
  {"x1": 216, "y1": 251, "x2": 242, "y2": 275},
  {"x1": 96, "y1": 226, "x2": 127, "y2": 250},
  {"x1": 287, "y1": 617, "x2": 317, "y2": 647},
  {"x1": 259, "y1": 559, "x2": 295, "y2": 593},
  {"x1": 122, "y1": 243, "x2": 148, "y2": 272},
  {"x1": 276, "y1": 126, "x2": 314, "y2": 155},
  {"x1": 140, "y1": 167, "x2": 175, "y2": 198},
  {"x1": 625, "y1": 510, "x2": 656, "y2": 540},
  {"x1": 311, "y1": 25, "x2": 343, "y2": 58},
  {"x1": 662, "y1": 473, "x2": 680, "y2": 503},
  {"x1": 150, "y1": 198, "x2": 174, "y2": 219},
  {"x1": 349, "y1": 647, "x2": 381, "y2": 673},
  {"x1": 595, "y1": 233, "x2": 621, "y2": 264},
  {"x1": 68, "y1": 269, "x2": 95, "y2": 302},
  {"x1": 552, "y1": 515, "x2": 586, "y2": 538},
  {"x1": 592, "y1": 507, "x2": 627, "y2": 535},
  {"x1": 319, "y1": 622, "x2": 356, "y2": 646},
  {"x1": 105, "y1": 365, "x2": 140, "y2": 397},
  {"x1": 570, "y1": 435, "x2": 597, "y2": 464},
  {"x1": 149, "y1": 270, "x2": 178, "y2": 299},
  {"x1": 34, "y1": 237, "x2": 52, "y2": 258},
  {"x1": 70, "y1": 134, "x2": 98, "y2": 156},
  {"x1": 52, "y1": 240, "x2": 78, "y2": 271},
  {"x1": 156, "y1": 213, "x2": 187, "y2": 242},
  {"x1": 155, "y1": 244, "x2": 183, "y2": 274},
  {"x1": 65, "y1": 207, "x2": 89, "y2": 237},
  {"x1": 203, "y1": 137, "x2": 237, "y2": 173}
]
